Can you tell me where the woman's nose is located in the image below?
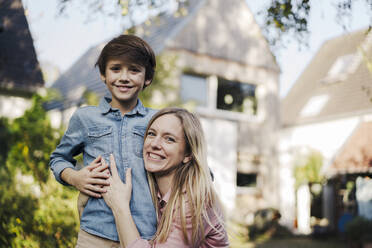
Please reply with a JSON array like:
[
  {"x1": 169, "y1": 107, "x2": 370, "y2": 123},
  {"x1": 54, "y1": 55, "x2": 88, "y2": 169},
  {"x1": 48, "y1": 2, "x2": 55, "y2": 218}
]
[{"x1": 150, "y1": 137, "x2": 161, "y2": 148}]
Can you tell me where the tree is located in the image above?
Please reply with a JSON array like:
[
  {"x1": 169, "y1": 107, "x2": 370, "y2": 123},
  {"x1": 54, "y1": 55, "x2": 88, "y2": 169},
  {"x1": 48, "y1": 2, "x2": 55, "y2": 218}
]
[
  {"x1": 139, "y1": 53, "x2": 182, "y2": 108},
  {"x1": 257, "y1": 0, "x2": 372, "y2": 47},
  {"x1": 0, "y1": 93, "x2": 79, "y2": 247},
  {"x1": 56, "y1": 0, "x2": 188, "y2": 28},
  {"x1": 293, "y1": 150, "x2": 324, "y2": 188},
  {"x1": 56, "y1": 0, "x2": 372, "y2": 48}
]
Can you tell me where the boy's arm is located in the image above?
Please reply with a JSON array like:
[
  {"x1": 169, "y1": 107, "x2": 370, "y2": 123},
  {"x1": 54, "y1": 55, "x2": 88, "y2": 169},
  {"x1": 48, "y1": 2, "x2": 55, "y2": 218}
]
[{"x1": 49, "y1": 111, "x2": 109, "y2": 197}]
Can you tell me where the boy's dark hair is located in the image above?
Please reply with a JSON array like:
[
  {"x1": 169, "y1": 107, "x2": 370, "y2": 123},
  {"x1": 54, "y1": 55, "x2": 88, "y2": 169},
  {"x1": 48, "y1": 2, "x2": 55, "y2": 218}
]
[{"x1": 96, "y1": 35, "x2": 156, "y2": 84}]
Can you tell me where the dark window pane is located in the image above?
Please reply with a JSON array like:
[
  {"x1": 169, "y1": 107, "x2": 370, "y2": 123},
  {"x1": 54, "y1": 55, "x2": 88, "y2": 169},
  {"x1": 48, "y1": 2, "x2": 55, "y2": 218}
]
[
  {"x1": 237, "y1": 172, "x2": 257, "y2": 187},
  {"x1": 217, "y1": 78, "x2": 257, "y2": 114}
]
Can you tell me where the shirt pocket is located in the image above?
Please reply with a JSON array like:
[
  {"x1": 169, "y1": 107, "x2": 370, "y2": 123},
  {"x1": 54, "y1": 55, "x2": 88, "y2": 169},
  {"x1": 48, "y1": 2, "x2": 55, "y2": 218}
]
[
  {"x1": 132, "y1": 126, "x2": 146, "y2": 158},
  {"x1": 85, "y1": 126, "x2": 113, "y2": 158}
]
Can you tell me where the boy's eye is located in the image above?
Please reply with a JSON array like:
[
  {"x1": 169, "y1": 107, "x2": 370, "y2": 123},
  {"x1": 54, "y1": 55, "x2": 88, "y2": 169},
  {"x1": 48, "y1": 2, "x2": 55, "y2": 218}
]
[
  {"x1": 110, "y1": 66, "x2": 121, "y2": 71},
  {"x1": 129, "y1": 67, "x2": 141, "y2": 72}
]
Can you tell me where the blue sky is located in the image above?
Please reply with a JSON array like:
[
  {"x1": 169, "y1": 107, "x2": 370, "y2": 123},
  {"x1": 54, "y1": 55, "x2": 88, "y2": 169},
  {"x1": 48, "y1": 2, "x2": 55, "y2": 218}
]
[{"x1": 23, "y1": 0, "x2": 370, "y2": 97}]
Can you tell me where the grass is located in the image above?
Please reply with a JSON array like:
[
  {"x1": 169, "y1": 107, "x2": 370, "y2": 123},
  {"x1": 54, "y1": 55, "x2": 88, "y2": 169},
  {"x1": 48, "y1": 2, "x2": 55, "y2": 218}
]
[
  {"x1": 227, "y1": 221, "x2": 348, "y2": 248},
  {"x1": 229, "y1": 236, "x2": 348, "y2": 248},
  {"x1": 256, "y1": 237, "x2": 348, "y2": 248}
]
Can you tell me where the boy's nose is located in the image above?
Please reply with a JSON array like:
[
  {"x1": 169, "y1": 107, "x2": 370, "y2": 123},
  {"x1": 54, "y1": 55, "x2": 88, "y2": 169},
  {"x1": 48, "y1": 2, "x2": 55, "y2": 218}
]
[{"x1": 119, "y1": 70, "x2": 129, "y2": 81}]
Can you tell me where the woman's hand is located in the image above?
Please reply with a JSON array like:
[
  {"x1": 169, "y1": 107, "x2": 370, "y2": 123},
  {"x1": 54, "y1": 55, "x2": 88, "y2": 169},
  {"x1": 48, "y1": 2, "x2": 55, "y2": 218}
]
[{"x1": 102, "y1": 154, "x2": 132, "y2": 211}]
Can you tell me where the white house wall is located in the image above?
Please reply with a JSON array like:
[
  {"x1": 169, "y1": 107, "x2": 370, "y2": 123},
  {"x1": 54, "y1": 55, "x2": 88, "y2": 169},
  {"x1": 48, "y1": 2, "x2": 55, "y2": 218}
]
[
  {"x1": 278, "y1": 115, "x2": 370, "y2": 229},
  {"x1": 0, "y1": 95, "x2": 32, "y2": 119},
  {"x1": 200, "y1": 117, "x2": 237, "y2": 214}
]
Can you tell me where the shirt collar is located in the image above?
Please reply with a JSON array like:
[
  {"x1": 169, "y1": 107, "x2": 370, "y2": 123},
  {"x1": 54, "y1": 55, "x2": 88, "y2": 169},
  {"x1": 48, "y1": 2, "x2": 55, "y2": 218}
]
[
  {"x1": 98, "y1": 94, "x2": 147, "y2": 116},
  {"x1": 157, "y1": 189, "x2": 172, "y2": 205}
]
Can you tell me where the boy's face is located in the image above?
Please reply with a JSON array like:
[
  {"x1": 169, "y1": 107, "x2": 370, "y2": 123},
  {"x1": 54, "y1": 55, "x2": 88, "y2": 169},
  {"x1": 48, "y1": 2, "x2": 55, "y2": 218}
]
[{"x1": 100, "y1": 59, "x2": 151, "y2": 110}]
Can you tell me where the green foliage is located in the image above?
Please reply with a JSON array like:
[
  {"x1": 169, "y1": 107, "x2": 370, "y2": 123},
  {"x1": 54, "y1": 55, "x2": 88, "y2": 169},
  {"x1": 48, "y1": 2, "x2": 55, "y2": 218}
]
[
  {"x1": 83, "y1": 90, "x2": 100, "y2": 106},
  {"x1": 0, "y1": 93, "x2": 79, "y2": 247},
  {"x1": 139, "y1": 53, "x2": 181, "y2": 108},
  {"x1": 293, "y1": 151, "x2": 324, "y2": 188},
  {"x1": 0, "y1": 117, "x2": 12, "y2": 165},
  {"x1": 259, "y1": 0, "x2": 372, "y2": 47},
  {"x1": 57, "y1": 0, "x2": 189, "y2": 27},
  {"x1": 262, "y1": 0, "x2": 310, "y2": 46},
  {"x1": 345, "y1": 216, "x2": 372, "y2": 242},
  {"x1": 7, "y1": 94, "x2": 60, "y2": 183},
  {"x1": 56, "y1": 0, "x2": 372, "y2": 49}
]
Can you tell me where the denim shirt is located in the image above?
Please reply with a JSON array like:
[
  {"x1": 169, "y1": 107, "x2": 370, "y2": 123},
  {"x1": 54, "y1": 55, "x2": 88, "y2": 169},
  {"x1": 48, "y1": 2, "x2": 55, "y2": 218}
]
[{"x1": 49, "y1": 96, "x2": 157, "y2": 241}]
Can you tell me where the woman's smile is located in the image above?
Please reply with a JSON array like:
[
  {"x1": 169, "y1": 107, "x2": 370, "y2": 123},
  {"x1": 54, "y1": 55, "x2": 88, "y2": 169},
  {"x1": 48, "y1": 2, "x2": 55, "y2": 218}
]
[{"x1": 143, "y1": 114, "x2": 189, "y2": 175}]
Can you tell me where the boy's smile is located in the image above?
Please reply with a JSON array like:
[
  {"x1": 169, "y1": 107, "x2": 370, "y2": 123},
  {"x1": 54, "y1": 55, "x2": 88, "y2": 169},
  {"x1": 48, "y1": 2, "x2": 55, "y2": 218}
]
[{"x1": 101, "y1": 59, "x2": 151, "y2": 113}]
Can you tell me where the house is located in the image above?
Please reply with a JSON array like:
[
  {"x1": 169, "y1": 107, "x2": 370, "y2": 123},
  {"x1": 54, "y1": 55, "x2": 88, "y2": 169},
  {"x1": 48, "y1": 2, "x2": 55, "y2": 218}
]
[
  {"x1": 279, "y1": 29, "x2": 372, "y2": 233},
  {"x1": 50, "y1": 0, "x2": 280, "y2": 220},
  {"x1": 0, "y1": 0, "x2": 44, "y2": 119}
]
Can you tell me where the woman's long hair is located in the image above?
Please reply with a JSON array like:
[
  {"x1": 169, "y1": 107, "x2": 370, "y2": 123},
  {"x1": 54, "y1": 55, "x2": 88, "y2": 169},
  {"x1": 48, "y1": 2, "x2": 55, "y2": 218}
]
[{"x1": 145, "y1": 107, "x2": 222, "y2": 246}]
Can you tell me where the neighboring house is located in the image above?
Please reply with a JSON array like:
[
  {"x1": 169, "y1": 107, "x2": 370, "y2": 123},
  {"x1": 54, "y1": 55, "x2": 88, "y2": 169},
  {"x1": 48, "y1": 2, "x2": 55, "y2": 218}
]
[
  {"x1": 0, "y1": 0, "x2": 44, "y2": 119},
  {"x1": 279, "y1": 29, "x2": 372, "y2": 233},
  {"x1": 50, "y1": 0, "x2": 280, "y2": 220}
]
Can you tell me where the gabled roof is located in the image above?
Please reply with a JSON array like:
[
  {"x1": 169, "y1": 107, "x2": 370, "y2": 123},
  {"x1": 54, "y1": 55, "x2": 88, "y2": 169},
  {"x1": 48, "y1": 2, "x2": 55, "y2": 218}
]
[
  {"x1": 281, "y1": 29, "x2": 372, "y2": 127},
  {"x1": 327, "y1": 121, "x2": 372, "y2": 176},
  {"x1": 0, "y1": 0, "x2": 43, "y2": 94},
  {"x1": 170, "y1": 0, "x2": 278, "y2": 70},
  {"x1": 51, "y1": 0, "x2": 278, "y2": 109},
  {"x1": 47, "y1": 45, "x2": 106, "y2": 109}
]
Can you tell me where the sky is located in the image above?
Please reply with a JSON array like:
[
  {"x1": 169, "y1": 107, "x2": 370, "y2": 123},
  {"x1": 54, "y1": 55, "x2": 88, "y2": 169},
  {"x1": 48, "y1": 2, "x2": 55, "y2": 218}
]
[{"x1": 22, "y1": 0, "x2": 371, "y2": 97}]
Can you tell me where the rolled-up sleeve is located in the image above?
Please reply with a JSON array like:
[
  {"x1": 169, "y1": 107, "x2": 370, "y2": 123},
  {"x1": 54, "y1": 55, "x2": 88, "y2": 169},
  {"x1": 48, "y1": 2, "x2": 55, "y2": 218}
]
[
  {"x1": 49, "y1": 111, "x2": 84, "y2": 185},
  {"x1": 203, "y1": 207, "x2": 229, "y2": 247},
  {"x1": 127, "y1": 238, "x2": 152, "y2": 248}
]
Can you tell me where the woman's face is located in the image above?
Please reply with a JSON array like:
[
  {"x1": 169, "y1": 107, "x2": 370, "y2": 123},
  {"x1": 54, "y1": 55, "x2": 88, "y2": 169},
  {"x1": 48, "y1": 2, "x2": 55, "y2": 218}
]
[{"x1": 143, "y1": 114, "x2": 190, "y2": 174}]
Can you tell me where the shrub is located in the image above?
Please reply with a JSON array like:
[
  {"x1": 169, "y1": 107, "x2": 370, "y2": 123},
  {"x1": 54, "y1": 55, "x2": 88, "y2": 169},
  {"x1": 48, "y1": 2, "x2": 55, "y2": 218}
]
[{"x1": 345, "y1": 216, "x2": 372, "y2": 242}]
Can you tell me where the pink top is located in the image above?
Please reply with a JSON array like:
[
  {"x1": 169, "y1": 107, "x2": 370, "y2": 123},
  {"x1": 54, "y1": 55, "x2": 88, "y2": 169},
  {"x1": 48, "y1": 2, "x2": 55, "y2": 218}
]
[{"x1": 128, "y1": 190, "x2": 229, "y2": 248}]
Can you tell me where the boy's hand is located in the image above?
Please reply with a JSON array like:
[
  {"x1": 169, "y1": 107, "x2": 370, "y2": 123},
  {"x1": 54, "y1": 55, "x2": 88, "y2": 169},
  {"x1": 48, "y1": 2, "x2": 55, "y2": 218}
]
[{"x1": 61, "y1": 155, "x2": 110, "y2": 198}]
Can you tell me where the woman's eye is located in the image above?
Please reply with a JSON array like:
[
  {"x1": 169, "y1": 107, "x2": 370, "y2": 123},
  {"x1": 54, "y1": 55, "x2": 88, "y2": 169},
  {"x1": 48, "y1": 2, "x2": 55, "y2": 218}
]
[
  {"x1": 166, "y1": 136, "x2": 175, "y2": 142},
  {"x1": 147, "y1": 131, "x2": 156, "y2": 136}
]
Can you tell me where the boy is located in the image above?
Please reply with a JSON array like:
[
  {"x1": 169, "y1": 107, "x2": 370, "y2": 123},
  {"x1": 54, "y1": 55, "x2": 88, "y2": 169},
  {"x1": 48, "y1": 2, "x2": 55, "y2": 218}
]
[{"x1": 49, "y1": 35, "x2": 157, "y2": 247}]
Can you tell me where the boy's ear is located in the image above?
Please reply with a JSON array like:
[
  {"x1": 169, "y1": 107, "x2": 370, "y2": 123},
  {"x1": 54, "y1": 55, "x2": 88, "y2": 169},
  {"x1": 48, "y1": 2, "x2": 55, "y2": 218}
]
[
  {"x1": 100, "y1": 74, "x2": 106, "y2": 82},
  {"x1": 144, "y1": 79, "x2": 152, "y2": 88}
]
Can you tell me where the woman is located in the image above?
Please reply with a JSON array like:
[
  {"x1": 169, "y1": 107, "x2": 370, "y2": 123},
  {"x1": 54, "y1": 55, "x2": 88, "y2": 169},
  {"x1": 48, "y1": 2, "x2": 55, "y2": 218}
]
[{"x1": 102, "y1": 107, "x2": 229, "y2": 247}]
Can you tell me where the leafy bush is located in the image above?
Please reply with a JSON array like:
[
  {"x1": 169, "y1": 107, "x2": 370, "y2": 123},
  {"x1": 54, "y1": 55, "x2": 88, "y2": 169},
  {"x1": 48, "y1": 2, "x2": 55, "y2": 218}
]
[
  {"x1": 248, "y1": 208, "x2": 292, "y2": 241},
  {"x1": 345, "y1": 216, "x2": 372, "y2": 242},
  {"x1": 0, "y1": 94, "x2": 79, "y2": 247}
]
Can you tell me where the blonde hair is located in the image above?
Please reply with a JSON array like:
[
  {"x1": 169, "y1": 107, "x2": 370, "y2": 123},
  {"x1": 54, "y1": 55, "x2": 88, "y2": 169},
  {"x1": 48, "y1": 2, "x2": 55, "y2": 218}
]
[{"x1": 145, "y1": 107, "x2": 223, "y2": 246}]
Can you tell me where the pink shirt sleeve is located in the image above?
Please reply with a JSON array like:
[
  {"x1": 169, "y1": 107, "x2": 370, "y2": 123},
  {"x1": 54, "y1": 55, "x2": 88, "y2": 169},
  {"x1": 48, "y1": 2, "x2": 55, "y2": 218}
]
[{"x1": 127, "y1": 200, "x2": 229, "y2": 248}]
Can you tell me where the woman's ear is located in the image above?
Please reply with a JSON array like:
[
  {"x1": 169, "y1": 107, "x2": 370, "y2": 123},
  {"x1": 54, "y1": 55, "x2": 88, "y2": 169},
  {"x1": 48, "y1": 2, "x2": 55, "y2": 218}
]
[{"x1": 182, "y1": 155, "x2": 192, "y2": 164}]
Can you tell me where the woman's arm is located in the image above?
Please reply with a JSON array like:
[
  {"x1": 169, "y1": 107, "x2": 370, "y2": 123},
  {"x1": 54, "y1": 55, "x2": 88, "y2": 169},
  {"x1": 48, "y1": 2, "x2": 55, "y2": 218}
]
[
  {"x1": 102, "y1": 154, "x2": 144, "y2": 247},
  {"x1": 202, "y1": 207, "x2": 229, "y2": 248}
]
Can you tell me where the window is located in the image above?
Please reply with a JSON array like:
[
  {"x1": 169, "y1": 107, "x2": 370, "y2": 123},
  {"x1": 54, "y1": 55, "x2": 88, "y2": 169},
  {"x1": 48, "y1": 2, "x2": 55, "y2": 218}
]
[
  {"x1": 327, "y1": 54, "x2": 355, "y2": 78},
  {"x1": 180, "y1": 74, "x2": 208, "y2": 107},
  {"x1": 321, "y1": 53, "x2": 360, "y2": 83},
  {"x1": 217, "y1": 78, "x2": 257, "y2": 115},
  {"x1": 300, "y1": 94, "x2": 329, "y2": 117},
  {"x1": 180, "y1": 73, "x2": 259, "y2": 119},
  {"x1": 237, "y1": 172, "x2": 257, "y2": 187}
]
